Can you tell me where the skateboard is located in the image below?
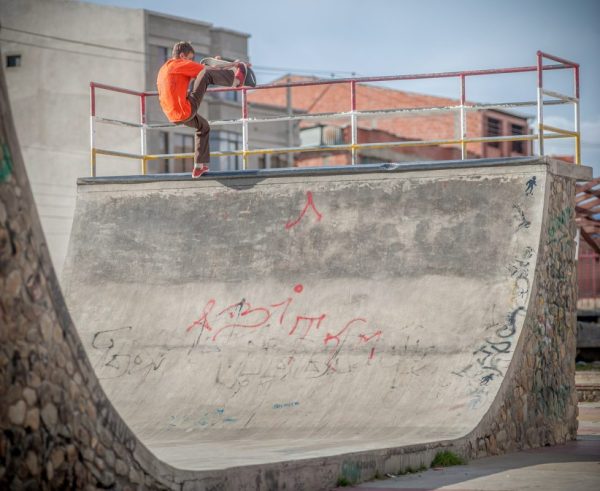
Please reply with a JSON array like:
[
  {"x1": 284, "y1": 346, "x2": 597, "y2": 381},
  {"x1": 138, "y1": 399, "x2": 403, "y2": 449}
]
[{"x1": 200, "y1": 57, "x2": 257, "y2": 87}]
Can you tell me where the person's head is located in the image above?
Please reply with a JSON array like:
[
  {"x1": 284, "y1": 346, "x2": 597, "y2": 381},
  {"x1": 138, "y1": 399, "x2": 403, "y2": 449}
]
[{"x1": 172, "y1": 41, "x2": 195, "y2": 60}]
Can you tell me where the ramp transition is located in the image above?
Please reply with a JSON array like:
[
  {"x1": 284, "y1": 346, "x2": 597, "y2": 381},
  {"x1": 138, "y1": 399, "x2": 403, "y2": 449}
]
[
  {"x1": 1, "y1": 61, "x2": 592, "y2": 488},
  {"x1": 63, "y1": 158, "x2": 587, "y2": 476}
]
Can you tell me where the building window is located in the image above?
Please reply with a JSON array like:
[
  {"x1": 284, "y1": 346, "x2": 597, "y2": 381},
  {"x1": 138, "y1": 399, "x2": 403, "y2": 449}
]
[
  {"x1": 158, "y1": 131, "x2": 169, "y2": 172},
  {"x1": 210, "y1": 130, "x2": 241, "y2": 170},
  {"x1": 486, "y1": 117, "x2": 502, "y2": 148},
  {"x1": 149, "y1": 45, "x2": 169, "y2": 87},
  {"x1": 300, "y1": 126, "x2": 323, "y2": 147},
  {"x1": 194, "y1": 53, "x2": 209, "y2": 63},
  {"x1": 270, "y1": 155, "x2": 287, "y2": 169},
  {"x1": 6, "y1": 55, "x2": 21, "y2": 68},
  {"x1": 159, "y1": 46, "x2": 169, "y2": 63},
  {"x1": 213, "y1": 90, "x2": 239, "y2": 103},
  {"x1": 172, "y1": 133, "x2": 194, "y2": 172},
  {"x1": 511, "y1": 124, "x2": 525, "y2": 154}
]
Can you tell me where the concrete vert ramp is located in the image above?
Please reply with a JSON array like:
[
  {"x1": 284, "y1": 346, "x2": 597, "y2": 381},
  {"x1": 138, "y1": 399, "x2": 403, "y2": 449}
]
[
  {"x1": 1, "y1": 57, "x2": 592, "y2": 487},
  {"x1": 62, "y1": 157, "x2": 588, "y2": 477}
]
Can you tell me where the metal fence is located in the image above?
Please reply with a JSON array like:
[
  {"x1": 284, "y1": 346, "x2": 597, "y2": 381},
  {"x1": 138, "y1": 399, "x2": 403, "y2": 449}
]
[
  {"x1": 579, "y1": 242, "x2": 600, "y2": 300},
  {"x1": 89, "y1": 51, "x2": 581, "y2": 177}
]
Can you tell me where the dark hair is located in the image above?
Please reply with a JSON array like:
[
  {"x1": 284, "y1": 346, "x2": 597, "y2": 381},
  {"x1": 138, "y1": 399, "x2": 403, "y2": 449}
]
[{"x1": 172, "y1": 41, "x2": 195, "y2": 59}]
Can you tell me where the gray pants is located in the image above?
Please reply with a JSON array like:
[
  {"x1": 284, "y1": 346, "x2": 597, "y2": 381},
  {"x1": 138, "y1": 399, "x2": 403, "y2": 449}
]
[{"x1": 179, "y1": 67, "x2": 235, "y2": 164}]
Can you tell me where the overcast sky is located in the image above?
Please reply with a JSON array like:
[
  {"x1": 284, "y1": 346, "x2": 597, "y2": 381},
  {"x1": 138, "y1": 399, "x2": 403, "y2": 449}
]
[{"x1": 88, "y1": 0, "x2": 599, "y2": 173}]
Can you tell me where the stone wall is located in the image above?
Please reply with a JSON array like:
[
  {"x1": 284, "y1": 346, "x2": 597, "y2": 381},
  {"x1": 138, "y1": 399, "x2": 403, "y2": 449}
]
[
  {"x1": 576, "y1": 371, "x2": 600, "y2": 402},
  {"x1": 0, "y1": 65, "x2": 179, "y2": 490},
  {"x1": 463, "y1": 171, "x2": 579, "y2": 457},
  {"x1": 578, "y1": 387, "x2": 600, "y2": 402}
]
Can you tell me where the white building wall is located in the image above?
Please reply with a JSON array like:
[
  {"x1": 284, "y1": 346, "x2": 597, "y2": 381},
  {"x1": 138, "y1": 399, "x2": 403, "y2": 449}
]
[
  {"x1": 1, "y1": 0, "x2": 146, "y2": 274},
  {"x1": 0, "y1": 0, "x2": 279, "y2": 276}
]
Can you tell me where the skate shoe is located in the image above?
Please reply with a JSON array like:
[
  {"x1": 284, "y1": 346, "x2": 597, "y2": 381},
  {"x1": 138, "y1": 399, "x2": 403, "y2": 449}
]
[
  {"x1": 234, "y1": 62, "x2": 247, "y2": 87},
  {"x1": 191, "y1": 164, "x2": 209, "y2": 179}
]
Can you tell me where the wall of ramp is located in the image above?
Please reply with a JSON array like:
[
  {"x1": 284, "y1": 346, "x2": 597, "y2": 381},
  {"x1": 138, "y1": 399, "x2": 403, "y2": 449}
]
[
  {"x1": 1, "y1": 59, "x2": 591, "y2": 487},
  {"x1": 62, "y1": 158, "x2": 587, "y2": 480}
]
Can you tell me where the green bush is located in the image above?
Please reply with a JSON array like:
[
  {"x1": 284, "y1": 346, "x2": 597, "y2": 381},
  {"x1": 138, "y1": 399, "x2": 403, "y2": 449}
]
[
  {"x1": 431, "y1": 450, "x2": 466, "y2": 467},
  {"x1": 336, "y1": 476, "x2": 351, "y2": 487}
]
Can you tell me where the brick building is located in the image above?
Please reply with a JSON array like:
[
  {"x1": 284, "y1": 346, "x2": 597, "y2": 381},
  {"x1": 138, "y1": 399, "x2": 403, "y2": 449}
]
[
  {"x1": 577, "y1": 178, "x2": 600, "y2": 309},
  {"x1": 248, "y1": 75, "x2": 532, "y2": 166}
]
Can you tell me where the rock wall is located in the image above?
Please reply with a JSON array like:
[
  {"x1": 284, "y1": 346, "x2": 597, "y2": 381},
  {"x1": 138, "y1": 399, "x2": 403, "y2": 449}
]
[
  {"x1": 0, "y1": 64, "x2": 178, "y2": 490},
  {"x1": 461, "y1": 172, "x2": 579, "y2": 459}
]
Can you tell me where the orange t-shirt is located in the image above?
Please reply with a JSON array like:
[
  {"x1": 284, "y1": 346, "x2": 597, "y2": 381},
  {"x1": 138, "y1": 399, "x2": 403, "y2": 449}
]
[{"x1": 157, "y1": 58, "x2": 205, "y2": 122}]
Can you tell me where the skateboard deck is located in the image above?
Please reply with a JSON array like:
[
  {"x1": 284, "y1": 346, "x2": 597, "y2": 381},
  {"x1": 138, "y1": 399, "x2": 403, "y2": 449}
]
[{"x1": 200, "y1": 57, "x2": 257, "y2": 87}]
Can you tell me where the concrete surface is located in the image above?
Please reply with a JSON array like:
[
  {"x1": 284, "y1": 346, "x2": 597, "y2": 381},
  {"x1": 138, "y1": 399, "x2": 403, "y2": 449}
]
[
  {"x1": 340, "y1": 403, "x2": 600, "y2": 490},
  {"x1": 62, "y1": 157, "x2": 586, "y2": 474}
]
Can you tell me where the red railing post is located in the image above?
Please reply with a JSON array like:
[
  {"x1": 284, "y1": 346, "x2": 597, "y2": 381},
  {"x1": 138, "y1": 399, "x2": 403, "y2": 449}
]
[
  {"x1": 350, "y1": 80, "x2": 357, "y2": 165},
  {"x1": 536, "y1": 51, "x2": 544, "y2": 156},
  {"x1": 459, "y1": 74, "x2": 466, "y2": 159}
]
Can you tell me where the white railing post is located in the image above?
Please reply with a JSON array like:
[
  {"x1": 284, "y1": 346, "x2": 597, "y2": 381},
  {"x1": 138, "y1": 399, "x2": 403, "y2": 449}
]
[
  {"x1": 90, "y1": 84, "x2": 97, "y2": 177},
  {"x1": 140, "y1": 94, "x2": 147, "y2": 175},
  {"x1": 574, "y1": 65, "x2": 581, "y2": 164},
  {"x1": 242, "y1": 88, "x2": 248, "y2": 170}
]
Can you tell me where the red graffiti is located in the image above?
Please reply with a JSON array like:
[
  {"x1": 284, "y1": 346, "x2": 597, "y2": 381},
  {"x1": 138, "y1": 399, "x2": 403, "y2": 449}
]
[
  {"x1": 270, "y1": 298, "x2": 293, "y2": 326},
  {"x1": 324, "y1": 318, "x2": 367, "y2": 348},
  {"x1": 184, "y1": 284, "x2": 384, "y2": 367},
  {"x1": 362, "y1": 332, "x2": 382, "y2": 362},
  {"x1": 285, "y1": 191, "x2": 323, "y2": 229},
  {"x1": 269, "y1": 284, "x2": 303, "y2": 326},
  {"x1": 186, "y1": 299, "x2": 216, "y2": 332},
  {"x1": 212, "y1": 300, "x2": 271, "y2": 341},
  {"x1": 358, "y1": 331, "x2": 382, "y2": 343},
  {"x1": 288, "y1": 314, "x2": 327, "y2": 339},
  {"x1": 323, "y1": 319, "x2": 382, "y2": 372}
]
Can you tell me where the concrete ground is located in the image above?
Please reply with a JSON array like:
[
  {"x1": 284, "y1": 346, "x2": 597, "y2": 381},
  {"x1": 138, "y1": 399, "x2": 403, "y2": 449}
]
[{"x1": 337, "y1": 401, "x2": 600, "y2": 491}]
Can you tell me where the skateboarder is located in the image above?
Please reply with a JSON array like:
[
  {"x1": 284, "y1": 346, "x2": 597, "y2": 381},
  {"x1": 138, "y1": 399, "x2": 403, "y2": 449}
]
[{"x1": 157, "y1": 41, "x2": 250, "y2": 178}]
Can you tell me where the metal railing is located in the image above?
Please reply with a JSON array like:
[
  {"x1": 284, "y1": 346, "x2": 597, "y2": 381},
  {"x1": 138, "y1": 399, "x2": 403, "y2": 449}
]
[{"x1": 89, "y1": 51, "x2": 581, "y2": 177}]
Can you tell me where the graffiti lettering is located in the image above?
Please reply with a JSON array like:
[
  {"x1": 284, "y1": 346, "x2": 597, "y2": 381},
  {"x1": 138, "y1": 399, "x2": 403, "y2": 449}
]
[
  {"x1": 91, "y1": 326, "x2": 167, "y2": 379},
  {"x1": 285, "y1": 191, "x2": 323, "y2": 229},
  {"x1": 455, "y1": 242, "x2": 534, "y2": 409},
  {"x1": 512, "y1": 204, "x2": 530, "y2": 231},
  {"x1": 185, "y1": 286, "x2": 383, "y2": 377},
  {"x1": 547, "y1": 207, "x2": 572, "y2": 245}
]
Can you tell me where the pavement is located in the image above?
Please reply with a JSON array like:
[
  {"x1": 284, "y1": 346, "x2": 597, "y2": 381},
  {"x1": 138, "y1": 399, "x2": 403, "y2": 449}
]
[{"x1": 336, "y1": 401, "x2": 600, "y2": 490}]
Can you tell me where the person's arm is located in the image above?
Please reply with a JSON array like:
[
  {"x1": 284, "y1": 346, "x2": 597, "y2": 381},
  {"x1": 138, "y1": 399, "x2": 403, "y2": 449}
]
[{"x1": 171, "y1": 59, "x2": 205, "y2": 77}]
